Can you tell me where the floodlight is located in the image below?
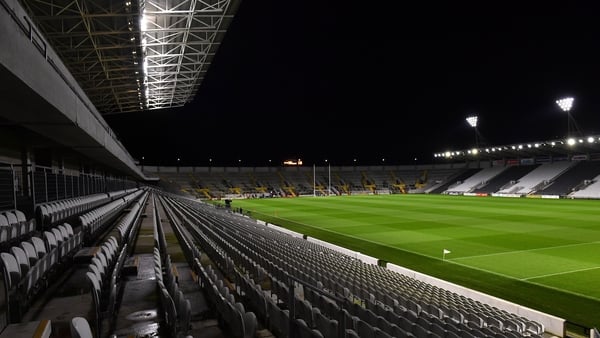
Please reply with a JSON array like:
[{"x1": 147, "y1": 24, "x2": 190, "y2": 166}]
[
  {"x1": 466, "y1": 116, "x2": 478, "y2": 128},
  {"x1": 556, "y1": 97, "x2": 574, "y2": 112}
]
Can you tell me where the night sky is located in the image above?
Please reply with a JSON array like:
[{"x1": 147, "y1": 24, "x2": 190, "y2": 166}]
[{"x1": 106, "y1": 2, "x2": 600, "y2": 167}]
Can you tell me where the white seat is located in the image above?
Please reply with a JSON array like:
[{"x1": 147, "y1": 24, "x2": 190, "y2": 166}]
[
  {"x1": 51, "y1": 228, "x2": 64, "y2": 246},
  {"x1": 101, "y1": 244, "x2": 114, "y2": 267},
  {"x1": 30, "y1": 237, "x2": 47, "y2": 258},
  {"x1": 12, "y1": 210, "x2": 28, "y2": 236},
  {"x1": 57, "y1": 225, "x2": 72, "y2": 254},
  {"x1": 64, "y1": 223, "x2": 75, "y2": 237},
  {"x1": 58, "y1": 224, "x2": 70, "y2": 238},
  {"x1": 14, "y1": 210, "x2": 27, "y2": 223},
  {"x1": 89, "y1": 264, "x2": 103, "y2": 287},
  {"x1": 3, "y1": 211, "x2": 18, "y2": 225},
  {"x1": 47, "y1": 204, "x2": 57, "y2": 224},
  {"x1": 11, "y1": 246, "x2": 30, "y2": 276},
  {"x1": 0, "y1": 214, "x2": 8, "y2": 227},
  {"x1": 0, "y1": 252, "x2": 21, "y2": 289},
  {"x1": 86, "y1": 272, "x2": 102, "y2": 336},
  {"x1": 0, "y1": 225, "x2": 9, "y2": 244},
  {"x1": 4, "y1": 211, "x2": 20, "y2": 239},
  {"x1": 96, "y1": 251, "x2": 108, "y2": 272},
  {"x1": 91, "y1": 257, "x2": 106, "y2": 281},
  {"x1": 108, "y1": 236, "x2": 118, "y2": 250},
  {"x1": 20, "y1": 241, "x2": 38, "y2": 266},
  {"x1": 43, "y1": 232, "x2": 61, "y2": 264},
  {"x1": 38, "y1": 205, "x2": 50, "y2": 226},
  {"x1": 43, "y1": 231, "x2": 58, "y2": 251},
  {"x1": 70, "y1": 317, "x2": 93, "y2": 338}
]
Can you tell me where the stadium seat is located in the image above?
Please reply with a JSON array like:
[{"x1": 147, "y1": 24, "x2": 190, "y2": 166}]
[
  {"x1": 11, "y1": 246, "x2": 30, "y2": 276},
  {"x1": 314, "y1": 310, "x2": 338, "y2": 337},
  {"x1": 0, "y1": 214, "x2": 10, "y2": 243},
  {"x1": 295, "y1": 318, "x2": 313, "y2": 338},
  {"x1": 356, "y1": 319, "x2": 376, "y2": 338},
  {"x1": 64, "y1": 222, "x2": 75, "y2": 237},
  {"x1": 86, "y1": 271, "x2": 102, "y2": 337},
  {"x1": 20, "y1": 241, "x2": 37, "y2": 266},
  {"x1": 160, "y1": 288, "x2": 178, "y2": 338},
  {"x1": 30, "y1": 236, "x2": 47, "y2": 259},
  {"x1": 1, "y1": 252, "x2": 21, "y2": 289},
  {"x1": 70, "y1": 317, "x2": 93, "y2": 338},
  {"x1": 525, "y1": 320, "x2": 544, "y2": 336}
]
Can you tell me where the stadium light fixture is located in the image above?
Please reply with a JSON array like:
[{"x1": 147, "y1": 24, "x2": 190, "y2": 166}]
[
  {"x1": 556, "y1": 97, "x2": 574, "y2": 112},
  {"x1": 466, "y1": 115, "x2": 479, "y2": 149},
  {"x1": 466, "y1": 116, "x2": 478, "y2": 128},
  {"x1": 556, "y1": 97, "x2": 578, "y2": 138}
]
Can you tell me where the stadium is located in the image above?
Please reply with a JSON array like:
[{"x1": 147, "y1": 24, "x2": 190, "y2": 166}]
[{"x1": 1, "y1": 1, "x2": 600, "y2": 338}]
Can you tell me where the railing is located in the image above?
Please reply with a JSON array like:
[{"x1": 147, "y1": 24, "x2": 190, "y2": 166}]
[
  {"x1": 0, "y1": 165, "x2": 16, "y2": 211},
  {"x1": 0, "y1": 163, "x2": 136, "y2": 212}
]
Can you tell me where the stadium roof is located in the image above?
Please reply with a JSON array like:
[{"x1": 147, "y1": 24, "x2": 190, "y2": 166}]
[
  {"x1": 435, "y1": 134, "x2": 600, "y2": 162},
  {"x1": 19, "y1": 0, "x2": 241, "y2": 115}
]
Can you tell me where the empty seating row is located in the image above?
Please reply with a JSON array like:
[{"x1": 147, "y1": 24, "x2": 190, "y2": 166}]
[
  {"x1": 82, "y1": 190, "x2": 148, "y2": 338},
  {"x1": 0, "y1": 223, "x2": 81, "y2": 322},
  {"x1": 0, "y1": 209, "x2": 35, "y2": 246},
  {"x1": 152, "y1": 196, "x2": 193, "y2": 337},
  {"x1": 82, "y1": 193, "x2": 146, "y2": 338},
  {"x1": 108, "y1": 193, "x2": 146, "y2": 248},
  {"x1": 156, "y1": 195, "x2": 202, "y2": 269},
  {"x1": 79, "y1": 189, "x2": 145, "y2": 242},
  {"x1": 36, "y1": 193, "x2": 109, "y2": 228},
  {"x1": 155, "y1": 251, "x2": 192, "y2": 337},
  {"x1": 85, "y1": 238, "x2": 128, "y2": 338},
  {"x1": 107, "y1": 188, "x2": 139, "y2": 201},
  {"x1": 35, "y1": 188, "x2": 141, "y2": 229}
]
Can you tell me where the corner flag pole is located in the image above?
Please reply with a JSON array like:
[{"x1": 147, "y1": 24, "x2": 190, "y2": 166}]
[{"x1": 443, "y1": 249, "x2": 451, "y2": 260}]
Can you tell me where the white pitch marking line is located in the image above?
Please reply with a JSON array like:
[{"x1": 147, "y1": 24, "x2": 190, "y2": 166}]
[
  {"x1": 521, "y1": 266, "x2": 600, "y2": 281},
  {"x1": 451, "y1": 240, "x2": 600, "y2": 261}
]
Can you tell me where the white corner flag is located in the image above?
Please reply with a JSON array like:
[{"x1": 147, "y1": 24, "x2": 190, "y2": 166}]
[{"x1": 443, "y1": 249, "x2": 451, "y2": 260}]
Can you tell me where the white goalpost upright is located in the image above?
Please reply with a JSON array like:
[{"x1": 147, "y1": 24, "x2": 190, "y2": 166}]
[
  {"x1": 328, "y1": 162, "x2": 331, "y2": 196},
  {"x1": 313, "y1": 164, "x2": 316, "y2": 197}
]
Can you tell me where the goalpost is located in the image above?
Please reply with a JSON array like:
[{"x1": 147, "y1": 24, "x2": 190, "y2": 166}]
[{"x1": 313, "y1": 163, "x2": 332, "y2": 196}]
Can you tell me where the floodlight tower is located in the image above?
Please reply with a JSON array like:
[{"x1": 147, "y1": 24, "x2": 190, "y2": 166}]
[
  {"x1": 466, "y1": 115, "x2": 479, "y2": 149},
  {"x1": 556, "y1": 97, "x2": 575, "y2": 138}
]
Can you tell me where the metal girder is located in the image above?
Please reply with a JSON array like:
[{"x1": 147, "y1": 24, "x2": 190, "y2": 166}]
[{"x1": 18, "y1": 0, "x2": 241, "y2": 114}]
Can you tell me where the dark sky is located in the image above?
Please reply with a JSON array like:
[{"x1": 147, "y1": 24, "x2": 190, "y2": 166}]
[{"x1": 106, "y1": 2, "x2": 600, "y2": 167}]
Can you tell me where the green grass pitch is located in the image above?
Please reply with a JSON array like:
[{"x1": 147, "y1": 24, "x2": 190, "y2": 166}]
[{"x1": 225, "y1": 194, "x2": 600, "y2": 329}]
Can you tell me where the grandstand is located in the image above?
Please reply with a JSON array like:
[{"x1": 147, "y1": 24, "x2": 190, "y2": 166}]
[{"x1": 3, "y1": 0, "x2": 600, "y2": 337}]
